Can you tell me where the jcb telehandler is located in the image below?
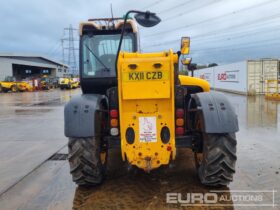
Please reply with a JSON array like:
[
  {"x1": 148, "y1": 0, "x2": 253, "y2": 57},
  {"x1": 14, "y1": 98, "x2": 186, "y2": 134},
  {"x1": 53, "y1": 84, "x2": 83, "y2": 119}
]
[
  {"x1": 59, "y1": 76, "x2": 79, "y2": 90},
  {"x1": 64, "y1": 10, "x2": 238, "y2": 186},
  {"x1": 0, "y1": 76, "x2": 32, "y2": 93}
]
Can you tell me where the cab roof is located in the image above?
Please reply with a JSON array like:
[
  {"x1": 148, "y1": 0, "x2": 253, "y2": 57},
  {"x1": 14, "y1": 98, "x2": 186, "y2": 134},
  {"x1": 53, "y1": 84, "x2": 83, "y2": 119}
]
[{"x1": 79, "y1": 18, "x2": 138, "y2": 35}]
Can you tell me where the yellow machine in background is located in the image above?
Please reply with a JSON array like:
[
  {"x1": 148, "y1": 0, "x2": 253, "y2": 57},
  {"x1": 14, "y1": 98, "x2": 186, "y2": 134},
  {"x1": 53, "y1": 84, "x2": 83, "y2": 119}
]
[
  {"x1": 265, "y1": 79, "x2": 280, "y2": 100},
  {"x1": 0, "y1": 76, "x2": 32, "y2": 93},
  {"x1": 59, "y1": 77, "x2": 79, "y2": 90},
  {"x1": 39, "y1": 76, "x2": 59, "y2": 90}
]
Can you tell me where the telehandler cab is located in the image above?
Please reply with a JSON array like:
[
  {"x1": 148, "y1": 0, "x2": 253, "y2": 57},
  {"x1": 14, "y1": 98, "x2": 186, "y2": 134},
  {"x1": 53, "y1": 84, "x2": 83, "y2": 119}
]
[{"x1": 64, "y1": 10, "x2": 238, "y2": 186}]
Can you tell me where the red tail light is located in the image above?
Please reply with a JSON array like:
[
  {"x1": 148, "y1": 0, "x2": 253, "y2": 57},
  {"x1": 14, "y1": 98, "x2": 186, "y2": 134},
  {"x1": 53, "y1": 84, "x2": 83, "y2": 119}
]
[
  {"x1": 176, "y1": 109, "x2": 184, "y2": 118},
  {"x1": 167, "y1": 145, "x2": 172, "y2": 151},
  {"x1": 110, "y1": 109, "x2": 118, "y2": 118},
  {"x1": 175, "y1": 127, "x2": 184, "y2": 135}
]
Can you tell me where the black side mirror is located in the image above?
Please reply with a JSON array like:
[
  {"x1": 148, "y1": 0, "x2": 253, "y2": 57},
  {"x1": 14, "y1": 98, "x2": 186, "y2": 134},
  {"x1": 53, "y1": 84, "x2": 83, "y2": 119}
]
[
  {"x1": 134, "y1": 11, "x2": 161, "y2": 27},
  {"x1": 115, "y1": 10, "x2": 161, "y2": 76}
]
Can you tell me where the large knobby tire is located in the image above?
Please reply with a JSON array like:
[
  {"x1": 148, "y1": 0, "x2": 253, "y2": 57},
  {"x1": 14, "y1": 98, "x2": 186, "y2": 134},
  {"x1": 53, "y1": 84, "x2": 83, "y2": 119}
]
[
  {"x1": 196, "y1": 133, "x2": 237, "y2": 186},
  {"x1": 68, "y1": 137, "x2": 104, "y2": 186},
  {"x1": 11, "y1": 85, "x2": 18, "y2": 92}
]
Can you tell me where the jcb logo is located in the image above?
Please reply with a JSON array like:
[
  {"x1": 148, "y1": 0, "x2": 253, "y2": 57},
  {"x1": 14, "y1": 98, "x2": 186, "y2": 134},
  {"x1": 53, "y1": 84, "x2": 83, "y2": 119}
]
[{"x1": 127, "y1": 71, "x2": 163, "y2": 81}]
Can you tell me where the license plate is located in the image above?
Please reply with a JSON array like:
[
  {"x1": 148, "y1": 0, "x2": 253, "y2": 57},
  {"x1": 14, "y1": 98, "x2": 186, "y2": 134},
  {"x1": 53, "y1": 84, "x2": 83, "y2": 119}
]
[{"x1": 123, "y1": 71, "x2": 168, "y2": 82}]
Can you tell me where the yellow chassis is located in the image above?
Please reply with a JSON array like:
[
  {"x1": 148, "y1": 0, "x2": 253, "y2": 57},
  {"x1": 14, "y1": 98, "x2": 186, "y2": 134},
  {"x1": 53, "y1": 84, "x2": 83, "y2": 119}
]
[{"x1": 118, "y1": 50, "x2": 210, "y2": 171}]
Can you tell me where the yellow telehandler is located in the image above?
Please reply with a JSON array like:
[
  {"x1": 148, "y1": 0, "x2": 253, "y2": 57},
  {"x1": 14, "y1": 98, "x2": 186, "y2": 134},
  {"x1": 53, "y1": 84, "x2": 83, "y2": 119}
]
[
  {"x1": 0, "y1": 76, "x2": 32, "y2": 93},
  {"x1": 59, "y1": 76, "x2": 79, "y2": 90},
  {"x1": 64, "y1": 10, "x2": 238, "y2": 186}
]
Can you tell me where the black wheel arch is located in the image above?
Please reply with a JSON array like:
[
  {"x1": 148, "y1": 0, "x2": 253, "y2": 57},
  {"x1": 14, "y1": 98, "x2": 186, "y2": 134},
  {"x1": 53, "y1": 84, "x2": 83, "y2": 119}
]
[
  {"x1": 64, "y1": 94, "x2": 108, "y2": 138},
  {"x1": 188, "y1": 91, "x2": 239, "y2": 133}
]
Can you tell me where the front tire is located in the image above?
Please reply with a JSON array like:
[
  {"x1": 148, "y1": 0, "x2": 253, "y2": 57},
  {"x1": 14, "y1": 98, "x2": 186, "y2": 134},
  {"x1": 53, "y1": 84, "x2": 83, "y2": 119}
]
[
  {"x1": 195, "y1": 133, "x2": 237, "y2": 186},
  {"x1": 11, "y1": 85, "x2": 18, "y2": 92},
  {"x1": 68, "y1": 137, "x2": 105, "y2": 186}
]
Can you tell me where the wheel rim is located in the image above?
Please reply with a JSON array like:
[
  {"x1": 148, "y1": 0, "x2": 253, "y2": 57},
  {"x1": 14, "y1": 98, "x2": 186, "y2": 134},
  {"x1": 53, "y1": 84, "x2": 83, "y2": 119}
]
[
  {"x1": 100, "y1": 151, "x2": 107, "y2": 165},
  {"x1": 193, "y1": 111, "x2": 203, "y2": 169},
  {"x1": 12, "y1": 86, "x2": 17, "y2": 92}
]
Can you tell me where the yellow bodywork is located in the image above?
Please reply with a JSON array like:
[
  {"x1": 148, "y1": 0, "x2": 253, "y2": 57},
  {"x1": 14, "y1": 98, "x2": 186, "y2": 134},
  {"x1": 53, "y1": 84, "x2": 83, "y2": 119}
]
[
  {"x1": 0, "y1": 81, "x2": 17, "y2": 92},
  {"x1": 0, "y1": 81, "x2": 32, "y2": 92},
  {"x1": 118, "y1": 50, "x2": 178, "y2": 171},
  {"x1": 17, "y1": 82, "x2": 33, "y2": 92},
  {"x1": 179, "y1": 75, "x2": 210, "y2": 92},
  {"x1": 59, "y1": 78, "x2": 79, "y2": 89},
  {"x1": 265, "y1": 79, "x2": 280, "y2": 100},
  {"x1": 117, "y1": 50, "x2": 210, "y2": 171}
]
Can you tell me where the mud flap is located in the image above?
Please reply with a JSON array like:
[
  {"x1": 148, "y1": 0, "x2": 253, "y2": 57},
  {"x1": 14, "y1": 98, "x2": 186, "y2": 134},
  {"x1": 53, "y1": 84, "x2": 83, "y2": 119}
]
[
  {"x1": 64, "y1": 94, "x2": 106, "y2": 137},
  {"x1": 190, "y1": 92, "x2": 239, "y2": 133}
]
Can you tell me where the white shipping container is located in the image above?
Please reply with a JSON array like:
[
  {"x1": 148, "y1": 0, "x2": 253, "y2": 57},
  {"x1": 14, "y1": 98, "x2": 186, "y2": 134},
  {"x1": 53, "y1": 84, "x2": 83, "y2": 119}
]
[{"x1": 193, "y1": 59, "x2": 279, "y2": 95}]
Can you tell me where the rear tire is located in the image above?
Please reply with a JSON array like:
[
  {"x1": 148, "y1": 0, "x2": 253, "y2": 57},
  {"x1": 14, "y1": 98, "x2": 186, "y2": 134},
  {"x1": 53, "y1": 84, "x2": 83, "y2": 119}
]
[
  {"x1": 11, "y1": 85, "x2": 18, "y2": 92},
  {"x1": 196, "y1": 133, "x2": 237, "y2": 186},
  {"x1": 68, "y1": 137, "x2": 105, "y2": 186},
  {"x1": 0, "y1": 85, "x2": 2, "y2": 93}
]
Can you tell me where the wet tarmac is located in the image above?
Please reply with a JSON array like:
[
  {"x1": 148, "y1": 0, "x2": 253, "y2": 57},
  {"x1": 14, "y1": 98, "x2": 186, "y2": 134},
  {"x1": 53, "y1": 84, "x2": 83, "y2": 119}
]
[
  {"x1": 0, "y1": 90, "x2": 77, "y2": 195},
  {"x1": 0, "y1": 90, "x2": 279, "y2": 210}
]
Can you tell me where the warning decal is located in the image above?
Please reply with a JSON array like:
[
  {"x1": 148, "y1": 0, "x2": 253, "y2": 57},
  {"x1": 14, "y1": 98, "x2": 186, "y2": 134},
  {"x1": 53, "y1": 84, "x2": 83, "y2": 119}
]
[{"x1": 139, "y1": 117, "x2": 157, "y2": 142}]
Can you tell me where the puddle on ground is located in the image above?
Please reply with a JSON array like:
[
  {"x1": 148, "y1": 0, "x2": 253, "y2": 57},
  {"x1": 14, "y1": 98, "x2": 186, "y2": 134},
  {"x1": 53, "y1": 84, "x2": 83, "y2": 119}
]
[
  {"x1": 28, "y1": 98, "x2": 65, "y2": 107},
  {"x1": 226, "y1": 94, "x2": 280, "y2": 131},
  {"x1": 14, "y1": 109, "x2": 52, "y2": 115}
]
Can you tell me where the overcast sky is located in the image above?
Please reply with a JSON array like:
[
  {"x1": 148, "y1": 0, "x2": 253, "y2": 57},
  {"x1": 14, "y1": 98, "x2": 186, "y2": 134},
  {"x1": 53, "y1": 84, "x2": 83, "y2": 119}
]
[{"x1": 0, "y1": 0, "x2": 280, "y2": 65}]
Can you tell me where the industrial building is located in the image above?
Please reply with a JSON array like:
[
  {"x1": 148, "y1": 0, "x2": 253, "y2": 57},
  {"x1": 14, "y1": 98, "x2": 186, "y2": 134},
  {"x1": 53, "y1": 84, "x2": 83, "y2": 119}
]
[
  {"x1": 0, "y1": 53, "x2": 69, "y2": 81},
  {"x1": 194, "y1": 58, "x2": 280, "y2": 95}
]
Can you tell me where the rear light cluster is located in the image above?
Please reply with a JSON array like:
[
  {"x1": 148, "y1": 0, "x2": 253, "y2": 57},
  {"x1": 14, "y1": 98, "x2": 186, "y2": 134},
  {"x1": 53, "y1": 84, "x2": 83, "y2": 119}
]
[
  {"x1": 110, "y1": 109, "x2": 119, "y2": 136},
  {"x1": 108, "y1": 87, "x2": 119, "y2": 136},
  {"x1": 175, "y1": 87, "x2": 185, "y2": 136},
  {"x1": 175, "y1": 108, "x2": 185, "y2": 135}
]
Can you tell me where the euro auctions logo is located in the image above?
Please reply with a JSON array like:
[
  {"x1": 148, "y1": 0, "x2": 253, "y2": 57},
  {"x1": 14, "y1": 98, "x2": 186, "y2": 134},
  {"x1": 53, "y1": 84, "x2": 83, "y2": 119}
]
[
  {"x1": 218, "y1": 72, "x2": 227, "y2": 80},
  {"x1": 217, "y1": 70, "x2": 239, "y2": 82},
  {"x1": 166, "y1": 190, "x2": 277, "y2": 207},
  {"x1": 166, "y1": 193, "x2": 218, "y2": 205}
]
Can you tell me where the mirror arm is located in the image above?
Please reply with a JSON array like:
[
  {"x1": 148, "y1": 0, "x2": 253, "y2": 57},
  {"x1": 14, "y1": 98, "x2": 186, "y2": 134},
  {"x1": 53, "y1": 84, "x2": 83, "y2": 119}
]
[
  {"x1": 177, "y1": 51, "x2": 181, "y2": 58},
  {"x1": 115, "y1": 10, "x2": 146, "y2": 76}
]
